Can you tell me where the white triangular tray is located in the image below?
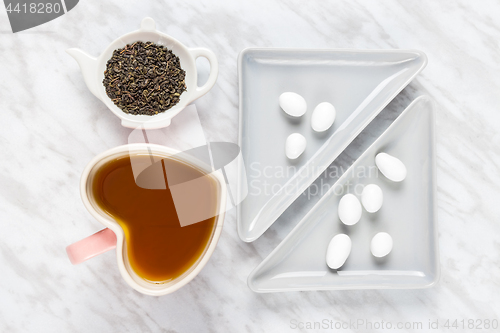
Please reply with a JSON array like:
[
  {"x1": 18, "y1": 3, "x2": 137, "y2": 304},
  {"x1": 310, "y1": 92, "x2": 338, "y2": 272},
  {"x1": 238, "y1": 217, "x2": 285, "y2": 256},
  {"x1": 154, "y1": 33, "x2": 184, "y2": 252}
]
[
  {"x1": 248, "y1": 96, "x2": 438, "y2": 292},
  {"x1": 238, "y1": 49, "x2": 428, "y2": 242}
]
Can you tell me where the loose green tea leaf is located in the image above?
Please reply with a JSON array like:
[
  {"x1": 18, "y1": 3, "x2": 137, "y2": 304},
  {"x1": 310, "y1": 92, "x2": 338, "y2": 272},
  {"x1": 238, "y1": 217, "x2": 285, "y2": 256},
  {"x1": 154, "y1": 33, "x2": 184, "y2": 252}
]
[{"x1": 103, "y1": 41, "x2": 187, "y2": 116}]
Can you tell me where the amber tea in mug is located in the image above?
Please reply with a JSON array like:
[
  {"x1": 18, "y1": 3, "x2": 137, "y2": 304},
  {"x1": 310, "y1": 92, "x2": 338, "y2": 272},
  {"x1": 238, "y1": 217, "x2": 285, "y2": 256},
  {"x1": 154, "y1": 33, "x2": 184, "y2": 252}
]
[{"x1": 91, "y1": 153, "x2": 218, "y2": 283}]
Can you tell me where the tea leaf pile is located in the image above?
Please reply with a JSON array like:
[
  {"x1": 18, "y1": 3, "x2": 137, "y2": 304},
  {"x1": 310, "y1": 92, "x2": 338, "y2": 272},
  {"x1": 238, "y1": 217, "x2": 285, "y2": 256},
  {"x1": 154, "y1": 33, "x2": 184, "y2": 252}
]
[{"x1": 103, "y1": 41, "x2": 187, "y2": 116}]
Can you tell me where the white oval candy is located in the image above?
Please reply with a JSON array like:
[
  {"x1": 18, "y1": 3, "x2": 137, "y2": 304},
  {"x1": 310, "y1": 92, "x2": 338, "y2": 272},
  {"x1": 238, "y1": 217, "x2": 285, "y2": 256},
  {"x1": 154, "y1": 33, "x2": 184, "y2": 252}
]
[
  {"x1": 375, "y1": 153, "x2": 407, "y2": 182},
  {"x1": 338, "y1": 193, "x2": 362, "y2": 225},
  {"x1": 326, "y1": 234, "x2": 351, "y2": 269},
  {"x1": 285, "y1": 133, "x2": 306, "y2": 159},
  {"x1": 279, "y1": 92, "x2": 307, "y2": 117},
  {"x1": 311, "y1": 102, "x2": 336, "y2": 132},
  {"x1": 361, "y1": 184, "x2": 383, "y2": 213},
  {"x1": 370, "y1": 232, "x2": 393, "y2": 258}
]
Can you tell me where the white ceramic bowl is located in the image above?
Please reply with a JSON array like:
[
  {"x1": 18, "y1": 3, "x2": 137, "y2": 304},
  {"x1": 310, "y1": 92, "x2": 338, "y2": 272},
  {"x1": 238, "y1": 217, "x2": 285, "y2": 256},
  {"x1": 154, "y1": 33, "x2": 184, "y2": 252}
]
[
  {"x1": 67, "y1": 17, "x2": 218, "y2": 129},
  {"x1": 81, "y1": 144, "x2": 226, "y2": 296}
]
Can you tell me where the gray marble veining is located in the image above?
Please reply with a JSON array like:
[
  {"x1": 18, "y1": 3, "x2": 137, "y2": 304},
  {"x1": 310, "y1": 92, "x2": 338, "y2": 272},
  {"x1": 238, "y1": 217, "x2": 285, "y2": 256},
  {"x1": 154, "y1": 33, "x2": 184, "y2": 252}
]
[{"x1": 0, "y1": 0, "x2": 499, "y2": 332}]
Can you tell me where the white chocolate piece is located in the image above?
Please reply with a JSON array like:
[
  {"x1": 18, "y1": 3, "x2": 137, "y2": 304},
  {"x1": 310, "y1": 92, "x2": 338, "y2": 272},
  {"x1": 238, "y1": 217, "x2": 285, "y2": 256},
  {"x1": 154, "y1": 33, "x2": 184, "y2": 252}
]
[
  {"x1": 361, "y1": 184, "x2": 383, "y2": 213},
  {"x1": 338, "y1": 194, "x2": 362, "y2": 226},
  {"x1": 326, "y1": 234, "x2": 352, "y2": 269},
  {"x1": 311, "y1": 102, "x2": 336, "y2": 132},
  {"x1": 371, "y1": 232, "x2": 393, "y2": 258},
  {"x1": 375, "y1": 153, "x2": 407, "y2": 182},
  {"x1": 285, "y1": 133, "x2": 306, "y2": 159},
  {"x1": 279, "y1": 92, "x2": 307, "y2": 117}
]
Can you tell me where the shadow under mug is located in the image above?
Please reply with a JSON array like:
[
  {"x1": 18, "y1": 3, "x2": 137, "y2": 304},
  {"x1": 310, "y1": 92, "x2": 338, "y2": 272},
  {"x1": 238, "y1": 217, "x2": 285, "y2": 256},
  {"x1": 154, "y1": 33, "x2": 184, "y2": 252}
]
[{"x1": 66, "y1": 144, "x2": 227, "y2": 296}]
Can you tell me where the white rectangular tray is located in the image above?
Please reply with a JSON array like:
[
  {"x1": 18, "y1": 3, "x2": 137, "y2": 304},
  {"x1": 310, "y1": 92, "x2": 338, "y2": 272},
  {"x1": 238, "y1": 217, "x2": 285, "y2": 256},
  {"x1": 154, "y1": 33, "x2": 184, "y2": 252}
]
[
  {"x1": 247, "y1": 96, "x2": 438, "y2": 292},
  {"x1": 237, "y1": 48, "x2": 427, "y2": 242}
]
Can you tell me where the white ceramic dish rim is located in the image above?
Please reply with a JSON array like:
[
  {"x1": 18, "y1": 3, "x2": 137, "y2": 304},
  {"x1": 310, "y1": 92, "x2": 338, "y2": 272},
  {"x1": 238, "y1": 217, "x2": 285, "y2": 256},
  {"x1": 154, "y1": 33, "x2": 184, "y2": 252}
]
[
  {"x1": 246, "y1": 95, "x2": 439, "y2": 292},
  {"x1": 80, "y1": 143, "x2": 226, "y2": 296},
  {"x1": 236, "y1": 47, "x2": 428, "y2": 242}
]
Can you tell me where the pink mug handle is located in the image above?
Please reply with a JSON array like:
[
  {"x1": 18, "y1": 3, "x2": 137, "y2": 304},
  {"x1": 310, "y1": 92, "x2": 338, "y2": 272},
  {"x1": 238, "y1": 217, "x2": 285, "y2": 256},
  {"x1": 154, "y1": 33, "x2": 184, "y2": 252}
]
[{"x1": 66, "y1": 228, "x2": 117, "y2": 265}]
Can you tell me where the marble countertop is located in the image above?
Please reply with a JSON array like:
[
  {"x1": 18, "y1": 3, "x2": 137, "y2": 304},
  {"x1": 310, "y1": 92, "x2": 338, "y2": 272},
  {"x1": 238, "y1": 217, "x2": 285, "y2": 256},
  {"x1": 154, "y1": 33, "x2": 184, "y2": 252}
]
[{"x1": 1, "y1": 0, "x2": 499, "y2": 331}]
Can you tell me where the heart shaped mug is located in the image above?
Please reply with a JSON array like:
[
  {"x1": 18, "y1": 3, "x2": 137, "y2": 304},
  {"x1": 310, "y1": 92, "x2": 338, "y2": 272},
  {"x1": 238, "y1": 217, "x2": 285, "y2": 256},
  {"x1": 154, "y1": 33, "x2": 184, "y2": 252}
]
[{"x1": 66, "y1": 144, "x2": 226, "y2": 296}]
